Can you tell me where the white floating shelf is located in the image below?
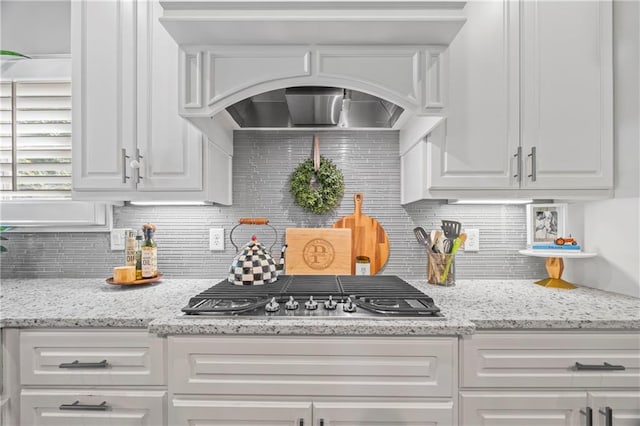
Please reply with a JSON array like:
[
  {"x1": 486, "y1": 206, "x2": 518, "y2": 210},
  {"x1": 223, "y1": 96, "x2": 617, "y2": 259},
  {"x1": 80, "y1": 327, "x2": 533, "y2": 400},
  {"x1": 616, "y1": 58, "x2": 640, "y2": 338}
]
[{"x1": 518, "y1": 249, "x2": 597, "y2": 259}]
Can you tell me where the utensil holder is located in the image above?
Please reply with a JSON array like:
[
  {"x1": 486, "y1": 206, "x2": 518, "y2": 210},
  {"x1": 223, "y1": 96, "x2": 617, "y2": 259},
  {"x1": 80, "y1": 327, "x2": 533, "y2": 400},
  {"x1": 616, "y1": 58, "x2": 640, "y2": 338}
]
[{"x1": 427, "y1": 252, "x2": 455, "y2": 286}]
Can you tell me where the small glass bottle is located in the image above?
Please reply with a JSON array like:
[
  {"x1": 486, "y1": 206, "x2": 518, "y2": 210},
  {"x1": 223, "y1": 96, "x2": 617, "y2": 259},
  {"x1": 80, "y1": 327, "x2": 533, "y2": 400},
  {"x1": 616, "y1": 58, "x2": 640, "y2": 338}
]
[
  {"x1": 141, "y1": 224, "x2": 157, "y2": 278},
  {"x1": 135, "y1": 230, "x2": 143, "y2": 280},
  {"x1": 125, "y1": 230, "x2": 136, "y2": 266}
]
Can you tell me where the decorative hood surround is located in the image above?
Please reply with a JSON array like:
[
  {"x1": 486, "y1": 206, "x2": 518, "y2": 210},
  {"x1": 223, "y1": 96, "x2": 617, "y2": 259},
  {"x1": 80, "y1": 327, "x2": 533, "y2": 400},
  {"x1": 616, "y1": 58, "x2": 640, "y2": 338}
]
[
  {"x1": 159, "y1": 1, "x2": 467, "y2": 46},
  {"x1": 158, "y1": 0, "x2": 466, "y2": 140}
]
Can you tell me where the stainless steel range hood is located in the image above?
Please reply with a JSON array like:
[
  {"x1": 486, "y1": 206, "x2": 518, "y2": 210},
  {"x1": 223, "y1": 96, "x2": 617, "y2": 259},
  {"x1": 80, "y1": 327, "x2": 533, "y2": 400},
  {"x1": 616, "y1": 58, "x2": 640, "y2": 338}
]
[
  {"x1": 226, "y1": 87, "x2": 404, "y2": 128},
  {"x1": 158, "y1": 1, "x2": 466, "y2": 136}
]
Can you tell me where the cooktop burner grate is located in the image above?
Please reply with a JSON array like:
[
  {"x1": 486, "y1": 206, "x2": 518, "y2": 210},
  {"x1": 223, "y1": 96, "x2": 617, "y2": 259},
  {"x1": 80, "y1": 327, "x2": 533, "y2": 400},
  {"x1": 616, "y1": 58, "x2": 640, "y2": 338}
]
[{"x1": 182, "y1": 275, "x2": 442, "y2": 318}]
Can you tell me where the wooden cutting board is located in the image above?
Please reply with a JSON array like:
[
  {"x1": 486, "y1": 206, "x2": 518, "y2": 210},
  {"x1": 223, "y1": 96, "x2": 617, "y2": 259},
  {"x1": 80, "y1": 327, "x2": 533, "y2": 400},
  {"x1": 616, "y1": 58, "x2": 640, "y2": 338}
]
[
  {"x1": 332, "y1": 193, "x2": 389, "y2": 275},
  {"x1": 285, "y1": 228, "x2": 352, "y2": 275}
]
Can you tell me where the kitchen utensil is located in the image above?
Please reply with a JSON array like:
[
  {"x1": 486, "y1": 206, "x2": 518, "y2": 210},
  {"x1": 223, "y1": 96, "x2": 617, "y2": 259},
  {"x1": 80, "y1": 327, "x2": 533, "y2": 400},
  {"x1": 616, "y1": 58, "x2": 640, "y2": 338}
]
[
  {"x1": 285, "y1": 228, "x2": 352, "y2": 275},
  {"x1": 433, "y1": 230, "x2": 446, "y2": 254},
  {"x1": 430, "y1": 230, "x2": 439, "y2": 252},
  {"x1": 332, "y1": 193, "x2": 390, "y2": 275},
  {"x1": 441, "y1": 233, "x2": 467, "y2": 282},
  {"x1": 228, "y1": 218, "x2": 285, "y2": 285},
  {"x1": 413, "y1": 227, "x2": 433, "y2": 253},
  {"x1": 441, "y1": 220, "x2": 462, "y2": 239}
]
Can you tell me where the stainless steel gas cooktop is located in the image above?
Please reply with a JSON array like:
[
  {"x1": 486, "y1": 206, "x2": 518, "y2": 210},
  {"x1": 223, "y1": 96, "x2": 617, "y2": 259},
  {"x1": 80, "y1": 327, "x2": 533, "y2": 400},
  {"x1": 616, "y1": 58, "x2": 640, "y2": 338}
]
[{"x1": 182, "y1": 275, "x2": 443, "y2": 319}]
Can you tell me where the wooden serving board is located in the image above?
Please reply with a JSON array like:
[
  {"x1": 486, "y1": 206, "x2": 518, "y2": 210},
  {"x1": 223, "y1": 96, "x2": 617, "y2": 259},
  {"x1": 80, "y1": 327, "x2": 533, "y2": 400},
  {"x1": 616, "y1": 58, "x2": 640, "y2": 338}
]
[
  {"x1": 332, "y1": 193, "x2": 390, "y2": 275},
  {"x1": 285, "y1": 228, "x2": 352, "y2": 275}
]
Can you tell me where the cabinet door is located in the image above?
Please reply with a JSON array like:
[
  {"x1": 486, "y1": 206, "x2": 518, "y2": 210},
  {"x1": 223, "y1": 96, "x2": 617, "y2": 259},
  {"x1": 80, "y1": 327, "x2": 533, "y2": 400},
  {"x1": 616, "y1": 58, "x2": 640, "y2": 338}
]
[
  {"x1": 428, "y1": 0, "x2": 520, "y2": 190},
  {"x1": 171, "y1": 399, "x2": 311, "y2": 426},
  {"x1": 21, "y1": 389, "x2": 166, "y2": 426},
  {"x1": 589, "y1": 391, "x2": 640, "y2": 426},
  {"x1": 521, "y1": 0, "x2": 613, "y2": 190},
  {"x1": 313, "y1": 400, "x2": 453, "y2": 426},
  {"x1": 136, "y1": 0, "x2": 203, "y2": 192},
  {"x1": 460, "y1": 391, "x2": 585, "y2": 426},
  {"x1": 71, "y1": 0, "x2": 137, "y2": 191}
]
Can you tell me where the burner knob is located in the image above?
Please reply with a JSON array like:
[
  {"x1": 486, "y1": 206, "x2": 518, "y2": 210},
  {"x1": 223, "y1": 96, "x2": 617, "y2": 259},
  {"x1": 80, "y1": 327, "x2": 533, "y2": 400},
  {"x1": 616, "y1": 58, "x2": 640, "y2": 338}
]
[
  {"x1": 265, "y1": 297, "x2": 280, "y2": 313},
  {"x1": 343, "y1": 297, "x2": 356, "y2": 313},
  {"x1": 323, "y1": 295, "x2": 337, "y2": 310},
  {"x1": 305, "y1": 296, "x2": 318, "y2": 310},
  {"x1": 285, "y1": 296, "x2": 299, "y2": 310}
]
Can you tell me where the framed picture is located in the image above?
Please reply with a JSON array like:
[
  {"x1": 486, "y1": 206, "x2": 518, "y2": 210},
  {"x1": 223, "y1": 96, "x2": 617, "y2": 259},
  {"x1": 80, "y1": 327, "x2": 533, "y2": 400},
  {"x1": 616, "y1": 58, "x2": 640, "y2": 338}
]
[{"x1": 526, "y1": 203, "x2": 567, "y2": 246}]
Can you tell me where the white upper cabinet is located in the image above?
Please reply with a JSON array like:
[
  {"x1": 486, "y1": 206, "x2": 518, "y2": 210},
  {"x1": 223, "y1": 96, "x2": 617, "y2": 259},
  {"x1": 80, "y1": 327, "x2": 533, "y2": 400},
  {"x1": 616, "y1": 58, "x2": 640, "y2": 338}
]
[
  {"x1": 423, "y1": 0, "x2": 520, "y2": 191},
  {"x1": 71, "y1": 0, "x2": 137, "y2": 192},
  {"x1": 72, "y1": 0, "x2": 233, "y2": 204},
  {"x1": 520, "y1": 0, "x2": 613, "y2": 190},
  {"x1": 401, "y1": 0, "x2": 613, "y2": 203},
  {"x1": 135, "y1": 0, "x2": 203, "y2": 193}
]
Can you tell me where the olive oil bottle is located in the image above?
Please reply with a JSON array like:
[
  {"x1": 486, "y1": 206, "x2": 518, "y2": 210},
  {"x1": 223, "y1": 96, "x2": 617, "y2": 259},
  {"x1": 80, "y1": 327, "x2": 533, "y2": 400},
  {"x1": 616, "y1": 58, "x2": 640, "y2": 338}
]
[
  {"x1": 141, "y1": 224, "x2": 157, "y2": 278},
  {"x1": 135, "y1": 230, "x2": 143, "y2": 280}
]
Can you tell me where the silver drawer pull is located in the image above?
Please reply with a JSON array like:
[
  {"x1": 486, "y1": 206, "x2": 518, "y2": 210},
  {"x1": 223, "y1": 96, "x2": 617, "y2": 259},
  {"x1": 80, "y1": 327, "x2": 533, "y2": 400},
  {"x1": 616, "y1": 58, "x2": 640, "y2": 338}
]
[
  {"x1": 59, "y1": 401, "x2": 110, "y2": 411},
  {"x1": 574, "y1": 362, "x2": 625, "y2": 371},
  {"x1": 527, "y1": 146, "x2": 537, "y2": 182},
  {"x1": 599, "y1": 407, "x2": 613, "y2": 426},
  {"x1": 580, "y1": 407, "x2": 593, "y2": 426},
  {"x1": 59, "y1": 359, "x2": 109, "y2": 369}
]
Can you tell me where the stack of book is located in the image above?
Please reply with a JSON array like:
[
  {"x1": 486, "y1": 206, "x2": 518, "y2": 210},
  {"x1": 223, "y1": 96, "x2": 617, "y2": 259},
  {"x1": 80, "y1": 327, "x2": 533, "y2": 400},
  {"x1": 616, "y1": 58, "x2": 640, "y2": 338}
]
[{"x1": 531, "y1": 243, "x2": 581, "y2": 250}]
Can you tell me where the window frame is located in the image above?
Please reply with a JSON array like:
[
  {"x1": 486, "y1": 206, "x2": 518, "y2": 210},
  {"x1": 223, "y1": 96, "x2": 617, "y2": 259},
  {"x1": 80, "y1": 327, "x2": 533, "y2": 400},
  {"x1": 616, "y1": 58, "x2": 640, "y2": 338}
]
[{"x1": 0, "y1": 55, "x2": 113, "y2": 232}]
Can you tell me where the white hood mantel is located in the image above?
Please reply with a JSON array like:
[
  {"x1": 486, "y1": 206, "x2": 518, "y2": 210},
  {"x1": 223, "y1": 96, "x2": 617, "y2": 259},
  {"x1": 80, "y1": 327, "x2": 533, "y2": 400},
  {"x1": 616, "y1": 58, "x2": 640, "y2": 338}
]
[
  {"x1": 158, "y1": 0, "x2": 466, "y2": 149},
  {"x1": 159, "y1": 0, "x2": 467, "y2": 46}
]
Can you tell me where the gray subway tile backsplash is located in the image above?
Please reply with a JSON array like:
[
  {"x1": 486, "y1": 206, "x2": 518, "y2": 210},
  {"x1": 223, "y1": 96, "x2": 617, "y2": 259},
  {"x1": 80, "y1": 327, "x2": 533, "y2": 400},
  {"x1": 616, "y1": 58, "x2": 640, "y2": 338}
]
[{"x1": 1, "y1": 130, "x2": 544, "y2": 279}]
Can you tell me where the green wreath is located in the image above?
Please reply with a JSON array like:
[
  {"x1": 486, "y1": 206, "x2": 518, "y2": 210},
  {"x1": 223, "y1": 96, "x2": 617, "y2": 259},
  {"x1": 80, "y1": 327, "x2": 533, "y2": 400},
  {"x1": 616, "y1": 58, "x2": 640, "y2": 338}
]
[{"x1": 290, "y1": 156, "x2": 345, "y2": 214}]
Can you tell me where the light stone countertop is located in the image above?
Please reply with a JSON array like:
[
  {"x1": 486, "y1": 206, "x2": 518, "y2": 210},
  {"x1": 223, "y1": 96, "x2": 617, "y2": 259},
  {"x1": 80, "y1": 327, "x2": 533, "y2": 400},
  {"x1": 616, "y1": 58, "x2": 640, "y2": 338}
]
[{"x1": 0, "y1": 278, "x2": 638, "y2": 336}]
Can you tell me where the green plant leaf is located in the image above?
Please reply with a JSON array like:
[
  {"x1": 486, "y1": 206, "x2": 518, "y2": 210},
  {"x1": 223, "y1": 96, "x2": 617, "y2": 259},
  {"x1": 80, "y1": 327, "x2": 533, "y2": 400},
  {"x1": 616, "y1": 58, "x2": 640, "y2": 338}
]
[
  {"x1": 0, "y1": 246, "x2": 7, "y2": 252},
  {"x1": 0, "y1": 226, "x2": 11, "y2": 232},
  {"x1": 0, "y1": 50, "x2": 30, "y2": 59}
]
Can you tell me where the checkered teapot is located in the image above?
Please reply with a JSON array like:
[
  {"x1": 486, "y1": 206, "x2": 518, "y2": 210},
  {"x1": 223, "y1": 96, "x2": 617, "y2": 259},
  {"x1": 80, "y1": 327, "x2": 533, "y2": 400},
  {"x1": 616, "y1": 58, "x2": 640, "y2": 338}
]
[{"x1": 228, "y1": 218, "x2": 286, "y2": 286}]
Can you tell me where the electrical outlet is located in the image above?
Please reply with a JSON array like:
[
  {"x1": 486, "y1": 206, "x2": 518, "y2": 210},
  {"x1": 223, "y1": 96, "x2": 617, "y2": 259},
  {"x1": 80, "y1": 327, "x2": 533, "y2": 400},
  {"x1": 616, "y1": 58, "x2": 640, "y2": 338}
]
[
  {"x1": 464, "y1": 228, "x2": 480, "y2": 252},
  {"x1": 209, "y1": 228, "x2": 225, "y2": 251},
  {"x1": 110, "y1": 228, "x2": 128, "y2": 251}
]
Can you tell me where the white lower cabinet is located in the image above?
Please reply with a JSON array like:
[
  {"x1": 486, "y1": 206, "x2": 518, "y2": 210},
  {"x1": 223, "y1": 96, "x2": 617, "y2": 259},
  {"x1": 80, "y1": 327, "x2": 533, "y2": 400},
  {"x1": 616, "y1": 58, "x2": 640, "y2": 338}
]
[
  {"x1": 172, "y1": 399, "x2": 312, "y2": 425},
  {"x1": 314, "y1": 400, "x2": 453, "y2": 425},
  {"x1": 589, "y1": 391, "x2": 640, "y2": 426},
  {"x1": 460, "y1": 332, "x2": 640, "y2": 426},
  {"x1": 169, "y1": 335, "x2": 457, "y2": 425},
  {"x1": 460, "y1": 391, "x2": 585, "y2": 426},
  {"x1": 2, "y1": 328, "x2": 168, "y2": 426},
  {"x1": 20, "y1": 389, "x2": 166, "y2": 426},
  {"x1": 171, "y1": 398, "x2": 452, "y2": 426}
]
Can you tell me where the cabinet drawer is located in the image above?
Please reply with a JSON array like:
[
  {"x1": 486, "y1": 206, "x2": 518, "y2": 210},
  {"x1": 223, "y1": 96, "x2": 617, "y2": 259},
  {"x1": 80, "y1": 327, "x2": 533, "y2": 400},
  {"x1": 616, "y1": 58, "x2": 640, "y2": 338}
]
[
  {"x1": 171, "y1": 398, "x2": 312, "y2": 426},
  {"x1": 170, "y1": 336, "x2": 456, "y2": 397},
  {"x1": 461, "y1": 332, "x2": 640, "y2": 388},
  {"x1": 460, "y1": 391, "x2": 585, "y2": 426},
  {"x1": 21, "y1": 389, "x2": 166, "y2": 426},
  {"x1": 20, "y1": 329, "x2": 166, "y2": 386}
]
